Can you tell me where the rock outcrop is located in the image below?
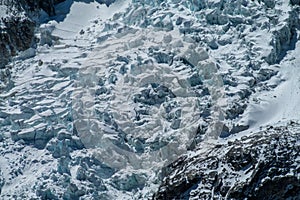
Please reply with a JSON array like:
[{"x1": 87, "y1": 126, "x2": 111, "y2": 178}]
[
  {"x1": 0, "y1": 0, "x2": 67, "y2": 68},
  {"x1": 25, "y1": 0, "x2": 66, "y2": 16},
  {"x1": 290, "y1": 0, "x2": 300, "y2": 6},
  {"x1": 154, "y1": 122, "x2": 300, "y2": 200},
  {"x1": 0, "y1": 16, "x2": 35, "y2": 68}
]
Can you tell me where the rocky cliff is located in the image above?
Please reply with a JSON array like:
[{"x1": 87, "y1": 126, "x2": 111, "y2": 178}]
[
  {"x1": 154, "y1": 122, "x2": 300, "y2": 199},
  {"x1": 0, "y1": 0, "x2": 67, "y2": 68}
]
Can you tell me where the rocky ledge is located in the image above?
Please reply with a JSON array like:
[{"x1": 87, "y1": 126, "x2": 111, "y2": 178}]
[
  {"x1": 0, "y1": 16, "x2": 35, "y2": 68},
  {"x1": 0, "y1": 0, "x2": 67, "y2": 68},
  {"x1": 0, "y1": 0, "x2": 118, "y2": 68},
  {"x1": 154, "y1": 121, "x2": 300, "y2": 200}
]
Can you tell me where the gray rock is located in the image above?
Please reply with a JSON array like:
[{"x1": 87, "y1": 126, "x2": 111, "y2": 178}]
[
  {"x1": 154, "y1": 123, "x2": 300, "y2": 199},
  {"x1": 46, "y1": 139, "x2": 70, "y2": 158},
  {"x1": 170, "y1": 119, "x2": 181, "y2": 130},
  {"x1": 108, "y1": 73, "x2": 117, "y2": 84},
  {"x1": 230, "y1": 124, "x2": 249, "y2": 134},
  {"x1": 34, "y1": 127, "x2": 56, "y2": 149},
  {"x1": 229, "y1": 16, "x2": 244, "y2": 26},
  {"x1": 257, "y1": 68, "x2": 278, "y2": 82},
  {"x1": 0, "y1": 169, "x2": 4, "y2": 193},
  {"x1": 182, "y1": 0, "x2": 206, "y2": 11},
  {"x1": 0, "y1": 16, "x2": 35, "y2": 68},
  {"x1": 290, "y1": 0, "x2": 300, "y2": 5},
  {"x1": 175, "y1": 17, "x2": 183, "y2": 25},
  {"x1": 95, "y1": 0, "x2": 116, "y2": 7},
  {"x1": 79, "y1": 156, "x2": 115, "y2": 179},
  {"x1": 27, "y1": 0, "x2": 66, "y2": 16},
  {"x1": 0, "y1": 0, "x2": 68, "y2": 67},
  {"x1": 265, "y1": 9, "x2": 299, "y2": 64},
  {"x1": 208, "y1": 38, "x2": 218, "y2": 49},
  {"x1": 219, "y1": 124, "x2": 230, "y2": 138},
  {"x1": 63, "y1": 183, "x2": 85, "y2": 200},
  {"x1": 225, "y1": 103, "x2": 247, "y2": 120},
  {"x1": 57, "y1": 131, "x2": 72, "y2": 140}
]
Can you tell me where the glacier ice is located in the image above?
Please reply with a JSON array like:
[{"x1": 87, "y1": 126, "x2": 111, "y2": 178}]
[{"x1": 0, "y1": 0, "x2": 300, "y2": 199}]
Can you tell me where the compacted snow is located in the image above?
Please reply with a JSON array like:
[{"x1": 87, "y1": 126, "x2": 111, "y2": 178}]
[
  {"x1": 52, "y1": 0, "x2": 130, "y2": 40},
  {"x1": 243, "y1": 40, "x2": 300, "y2": 131}
]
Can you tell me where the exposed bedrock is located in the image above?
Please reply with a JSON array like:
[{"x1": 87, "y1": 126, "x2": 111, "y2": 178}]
[
  {"x1": 154, "y1": 123, "x2": 300, "y2": 200},
  {"x1": 0, "y1": 16, "x2": 35, "y2": 68},
  {"x1": 0, "y1": 0, "x2": 63, "y2": 68},
  {"x1": 290, "y1": 0, "x2": 300, "y2": 6},
  {"x1": 25, "y1": 0, "x2": 66, "y2": 16}
]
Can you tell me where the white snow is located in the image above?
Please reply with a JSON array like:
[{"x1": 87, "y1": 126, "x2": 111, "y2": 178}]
[
  {"x1": 0, "y1": 5, "x2": 8, "y2": 18},
  {"x1": 52, "y1": 0, "x2": 130, "y2": 40},
  {"x1": 0, "y1": 145, "x2": 57, "y2": 198},
  {"x1": 240, "y1": 37, "x2": 300, "y2": 134}
]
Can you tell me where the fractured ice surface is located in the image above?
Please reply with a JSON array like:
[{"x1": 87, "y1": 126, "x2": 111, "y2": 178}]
[
  {"x1": 0, "y1": 0, "x2": 299, "y2": 199},
  {"x1": 73, "y1": 27, "x2": 225, "y2": 171}
]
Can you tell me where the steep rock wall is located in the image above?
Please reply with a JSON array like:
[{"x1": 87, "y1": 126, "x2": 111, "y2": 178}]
[
  {"x1": 154, "y1": 122, "x2": 300, "y2": 200},
  {"x1": 0, "y1": 0, "x2": 66, "y2": 68}
]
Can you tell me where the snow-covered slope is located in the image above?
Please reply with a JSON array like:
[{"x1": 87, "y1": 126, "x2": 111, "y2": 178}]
[
  {"x1": 242, "y1": 38, "x2": 300, "y2": 132},
  {"x1": 0, "y1": 0, "x2": 299, "y2": 199}
]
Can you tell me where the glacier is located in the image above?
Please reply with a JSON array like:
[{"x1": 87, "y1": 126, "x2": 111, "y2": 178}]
[{"x1": 0, "y1": 0, "x2": 300, "y2": 199}]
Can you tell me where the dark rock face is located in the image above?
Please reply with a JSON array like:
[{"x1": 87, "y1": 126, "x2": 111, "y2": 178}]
[
  {"x1": 26, "y1": 0, "x2": 66, "y2": 16},
  {"x1": 290, "y1": 0, "x2": 300, "y2": 6},
  {"x1": 0, "y1": 0, "x2": 67, "y2": 68},
  {"x1": 0, "y1": 17, "x2": 35, "y2": 68},
  {"x1": 154, "y1": 123, "x2": 300, "y2": 200},
  {"x1": 0, "y1": 0, "x2": 119, "y2": 68}
]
